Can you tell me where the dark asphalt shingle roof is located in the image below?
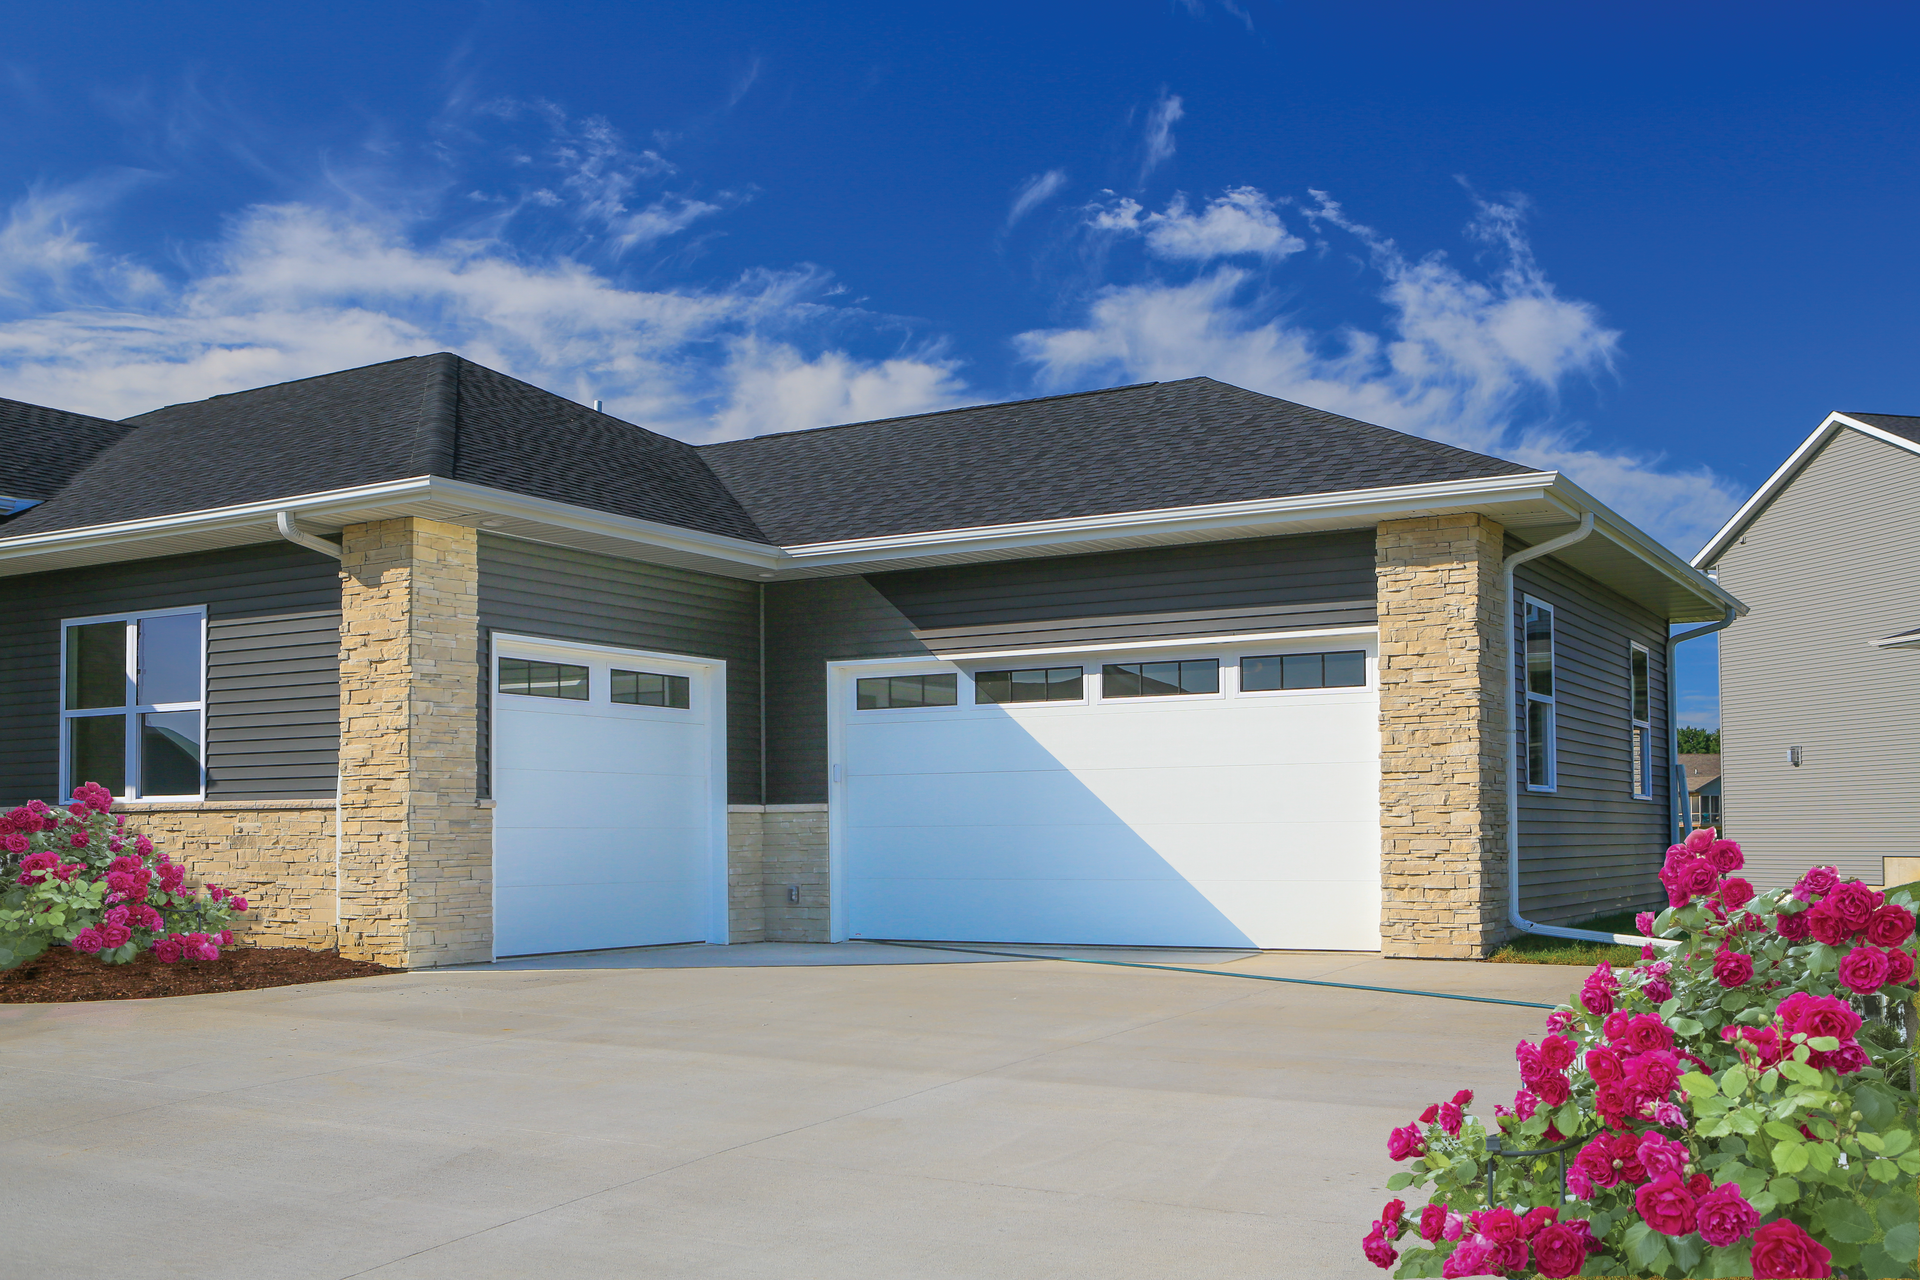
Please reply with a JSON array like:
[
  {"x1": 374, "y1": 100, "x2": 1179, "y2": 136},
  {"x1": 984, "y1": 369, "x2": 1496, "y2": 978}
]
[
  {"x1": 0, "y1": 398, "x2": 134, "y2": 508},
  {"x1": 697, "y1": 377, "x2": 1540, "y2": 544},
  {"x1": 3, "y1": 354, "x2": 769, "y2": 543},
  {"x1": 1845, "y1": 412, "x2": 1920, "y2": 445}
]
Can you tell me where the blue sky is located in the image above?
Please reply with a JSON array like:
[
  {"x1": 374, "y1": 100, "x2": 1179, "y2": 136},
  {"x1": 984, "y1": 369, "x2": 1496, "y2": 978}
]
[{"x1": 5, "y1": 2, "x2": 1917, "y2": 726}]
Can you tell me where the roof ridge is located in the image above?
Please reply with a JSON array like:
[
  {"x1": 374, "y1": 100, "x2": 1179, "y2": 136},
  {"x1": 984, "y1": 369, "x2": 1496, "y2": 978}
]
[
  {"x1": 697, "y1": 379, "x2": 1164, "y2": 449},
  {"x1": 415, "y1": 352, "x2": 460, "y2": 477},
  {"x1": 1842, "y1": 410, "x2": 1920, "y2": 420},
  {"x1": 1208, "y1": 380, "x2": 1542, "y2": 475},
  {"x1": 124, "y1": 353, "x2": 436, "y2": 421}
]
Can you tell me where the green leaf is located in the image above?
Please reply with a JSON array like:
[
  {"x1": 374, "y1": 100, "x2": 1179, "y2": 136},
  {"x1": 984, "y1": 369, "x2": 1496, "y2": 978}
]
[
  {"x1": 1720, "y1": 990, "x2": 1749, "y2": 1012},
  {"x1": 1723, "y1": 1064, "x2": 1750, "y2": 1098},
  {"x1": 1669, "y1": 1232, "x2": 1705, "y2": 1270},
  {"x1": 1858, "y1": 1240, "x2": 1918, "y2": 1280},
  {"x1": 1386, "y1": 1171, "x2": 1415, "y2": 1190},
  {"x1": 1773, "y1": 1141, "x2": 1809, "y2": 1173},
  {"x1": 1879, "y1": 1192, "x2": 1920, "y2": 1230},
  {"x1": 1727, "y1": 1109, "x2": 1760, "y2": 1135},
  {"x1": 1705, "y1": 1242, "x2": 1754, "y2": 1277},
  {"x1": 1680, "y1": 1070, "x2": 1719, "y2": 1098},
  {"x1": 1758, "y1": 1069, "x2": 1780, "y2": 1094},
  {"x1": 1554, "y1": 1103, "x2": 1581, "y2": 1134},
  {"x1": 1870, "y1": 1159, "x2": 1901, "y2": 1183},
  {"x1": 1807, "y1": 943, "x2": 1838, "y2": 976},
  {"x1": 1748, "y1": 1190, "x2": 1779, "y2": 1217},
  {"x1": 1881, "y1": 1127, "x2": 1914, "y2": 1156},
  {"x1": 1625, "y1": 1221, "x2": 1670, "y2": 1272},
  {"x1": 1807, "y1": 1035, "x2": 1840, "y2": 1052},
  {"x1": 1818, "y1": 1199, "x2": 1878, "y2": 1243},
  {"x1": 1899, "y1": 1150, "x2": 1920, "y2": 1173},
  {"x1": 1855, "y1": 1081, "x2": 1900, "y2": 1128},
  {"x1": 1671, "y1": 1016, "x2": 1704, "y2": 1038},
  {"x1": 1805, "y1": 1141, "x2": 1836, "y2": 1174},
  {"x1": 1764, "y1": 1120, "x2": 1801, "y2": 1142},
  {"x1": 1659, "y1": 997, "x2": 1682, "y2": 1019},
  {"x1": 1767, "y1": 1174, "x2": 1801, "y2": 1202}
]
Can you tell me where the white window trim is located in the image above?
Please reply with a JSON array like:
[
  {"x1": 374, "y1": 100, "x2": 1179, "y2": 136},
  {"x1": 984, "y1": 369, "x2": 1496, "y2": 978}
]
[
  {"x1": 1629, "y1": 641, "x2": 1653, "y2": 800},
  {"x1": 1521, "y1": 595, "x2": 1557, "y2": 793},
  {"x1": 59, "y1": 605, "x2": 208, "y2": 801}
]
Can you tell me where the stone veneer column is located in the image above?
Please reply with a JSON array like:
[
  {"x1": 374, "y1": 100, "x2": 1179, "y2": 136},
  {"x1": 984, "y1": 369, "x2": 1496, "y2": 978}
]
[
  {"x1": 336, "y1": 518, "x2": 492, "y2": 967},
  {"x1": 1376, "y1": 514, "x2": 1510, "y2": 959}
]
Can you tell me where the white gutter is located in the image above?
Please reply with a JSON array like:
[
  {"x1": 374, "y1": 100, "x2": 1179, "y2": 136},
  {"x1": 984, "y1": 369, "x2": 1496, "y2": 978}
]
[
  {"x1": 275, "y1": 510, "x2": 343, "y2": 560},
  {"x1": 1666, "y1": 609, "x2": 1736, "y2": 844},
  {"x1": 1502, "y1": 513, "x2": 1673, "y2": 949}
]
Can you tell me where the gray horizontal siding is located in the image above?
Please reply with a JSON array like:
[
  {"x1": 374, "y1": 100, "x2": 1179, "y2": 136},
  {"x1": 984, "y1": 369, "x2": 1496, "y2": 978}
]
[
  {"x1": 477, "y1": 534, "x2": 762, "y2": 805},
  {"x1": 1711, "y1": 428, "x2": 1920, "y2": 890},
  {"x1": 0, "y1": 541, "x2": 341, "y2": 805},
  {"x1": 765, "y1": 531, "x2": 1377, "y2": 805},
  {"x1": 1512, "y1": 544, "x2": 1671, "y2": 925}
]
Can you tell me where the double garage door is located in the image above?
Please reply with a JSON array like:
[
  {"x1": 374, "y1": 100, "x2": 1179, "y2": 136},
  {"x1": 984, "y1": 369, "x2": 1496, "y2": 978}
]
[
  {"x1": 490, "y1": 637, "x2": 725, "y2": 958},
  {"x1": 833, "y1": 638, "x2": 1382, "y2": 951}
]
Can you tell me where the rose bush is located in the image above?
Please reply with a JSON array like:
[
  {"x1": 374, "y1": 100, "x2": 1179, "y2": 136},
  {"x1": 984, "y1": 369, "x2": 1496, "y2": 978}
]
[
  {"x1": 1366, "y1": 830, "x2": 1919, "y2": 1278},
  {"x1": 0, "y1": 782, "x2": 249, "y2": 968}
]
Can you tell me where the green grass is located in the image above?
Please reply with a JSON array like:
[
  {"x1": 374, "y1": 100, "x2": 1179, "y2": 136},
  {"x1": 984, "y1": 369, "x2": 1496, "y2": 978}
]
[{"x1": 1487, "y1": 910, "x2": 1648, "y2": 967}]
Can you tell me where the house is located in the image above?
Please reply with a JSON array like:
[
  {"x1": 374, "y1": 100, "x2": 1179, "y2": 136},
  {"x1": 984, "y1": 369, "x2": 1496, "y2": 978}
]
[
  {"x1": 0, "y1": 355, "x2": 1741, "y2": 966},
  {"x1": 1679, "y1": 753, "x2": 1721, "y2": 833},
  {"x1": 1694, "y1": 411, "x2": 1920, "y2": 891}
]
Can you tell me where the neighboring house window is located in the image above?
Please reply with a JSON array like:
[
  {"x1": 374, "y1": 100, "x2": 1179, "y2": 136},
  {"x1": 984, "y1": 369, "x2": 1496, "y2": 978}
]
[
  {"x1": 611, "y1": 669, "x2": 690, "y2": 709},
  {"x1": 974, "y1": 667, "x2": 1083, "y2": 704},
  {"x1": 1522, "y1": 598, "x2": 1556, "y2": 790},
  {"x1": 856, "y1": 673, "x2": 957, "y2": 709},
  {"x1": 1693, "y1": 793, "x2": 1722, "y2": 830},
  {"x1": 499, "y1": 658, "x2": 589, "y2": 700},
  {"x1": 1102, "y1": 660, "x2": 1219, "y2": 698},
  {"x1": 1241, "y1": 651, "x2": 1367, "y2": 691},
  {"x1": 62, "y1": 609, "x2": 206, "y2": 799},
  {"x1": 1629, "y1": 643, "x2": 1652, "y2": 799}
]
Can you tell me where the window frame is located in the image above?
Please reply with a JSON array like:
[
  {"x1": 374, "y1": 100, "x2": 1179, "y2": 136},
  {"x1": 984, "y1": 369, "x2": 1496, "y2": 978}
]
[
  {"x1": 1629, "y1": 642, "x2": 1653, "y2": 800},
  {"x1": 1096, "y1": 657, "x2": 1224, "y2": 702},
  {"x1": 1238, "y1": 649, "x2": 1371, "y2": 694},
  {"x1": 59, "y1": 605, "x2": 208, "y2": 801},
  {"x1": 1520, "y1": 595, "x2": 1557, "y2": 793},
  {"x1": 853, "y1": 671, "x2": 961, "y2": 712},
  {"x1": 971, "y1": 665, "x2": 1086, "y2": 706}
]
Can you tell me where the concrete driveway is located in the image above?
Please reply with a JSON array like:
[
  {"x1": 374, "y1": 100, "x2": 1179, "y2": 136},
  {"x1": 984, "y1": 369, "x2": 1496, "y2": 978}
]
[{"x1": 1, "y1": 944, "x2": 1575, "y2": 1279}]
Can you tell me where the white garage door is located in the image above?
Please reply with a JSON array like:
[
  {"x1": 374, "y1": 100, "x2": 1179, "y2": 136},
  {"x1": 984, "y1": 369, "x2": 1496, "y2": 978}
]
[
  {"x1": 491, "y1": 636, "x2": 725, "y2": 957},
  {"x1": 833, "y1": 638, "x2": 1381, "y2": 950}
]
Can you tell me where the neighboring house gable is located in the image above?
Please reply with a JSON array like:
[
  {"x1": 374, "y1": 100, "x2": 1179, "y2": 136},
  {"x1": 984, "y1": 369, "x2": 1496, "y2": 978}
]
[{"x1": 1697, "y1": 414, "x2": 1920, "y2": 889}]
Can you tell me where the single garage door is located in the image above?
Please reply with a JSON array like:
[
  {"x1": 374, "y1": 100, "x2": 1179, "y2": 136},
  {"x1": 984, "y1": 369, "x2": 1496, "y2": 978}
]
[
  {"x1": 491, "y1": 637, "x2": 724, "y2": 957},
  {"x1": 834, "y1": 638, "x2": 1380, "y2": 950}
]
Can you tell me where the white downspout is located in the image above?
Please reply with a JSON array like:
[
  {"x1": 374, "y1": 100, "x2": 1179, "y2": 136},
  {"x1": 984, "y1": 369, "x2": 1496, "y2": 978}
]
[
  {"x1": 1667, "y1": 608, "x2": 1737, "y2": 844},
  {"x1": 1500, "y1": 513, "x2": 1668, "y2": 947},
  {"x1": 275, "y1": 510, "x2": 343, "y2": 560}
]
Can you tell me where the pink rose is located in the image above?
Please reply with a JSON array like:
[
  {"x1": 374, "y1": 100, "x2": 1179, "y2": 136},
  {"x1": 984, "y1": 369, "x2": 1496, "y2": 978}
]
[
  {"x1": 1653, "y1": 1101, "x2": 1687, "y2": 1128},
  {"x1": 1886, "y1": 946, "x2": 1915, "y2": 986},
  {"x1": 1776, "y1": 909, "x2": 1812, "y2": 942},
  {"x1": 1539, "y1": 1034, "x2": 1576, "y2": 1070},
  {"x1": 1387, "y1": 1124, "x2": 1425, "y2": 1161},
  {"x1": 1361, "y1": 1226, "x2": 1396, "y2": 1270},
  {"x1": 1419, "y1": 1202, "x2": 1449, "y2": 1242},
  {"x1": 1712, "y1": 950, "x2": 1754, "y2": 988},
  {"x1": 1518, "y1": 1206, "x2": 1557, "y2": 1239},
  {"x1": 1571, "y1": 1138, "x2": 1620, "y2": 1189},
  {"x1": 68, "y1": 927, "x2": 106, "y2": 954},
  {"x1": 133, "y1": 834, "x2": 153, "y2": 856},
  {"x1": 1441, "y1": 1212, "x2": 1465, "y2": 1242},
  {"x1": 1634, "y1": 1172, "x2": 1697, "y2": 1236},
  {"x1": 1450, "y1": 1088, "x2": 1473, "y2": 1106},
  {"x1": 1438, "y1": 1101, "x2": 1464, "y2": 1136},
  {"x1": 1532, "y1": 1071, "x2": 1571, "y2": 1107},
  {"x1": 1625, "y1": 1050, "x2": 1680, "y2": 1100},
  {"x1": 1622, "y1": 1014, "x2": 1673, "y2": 1054},
  {"x1": 1635, "y1": 1132, "x2": 1691, "y2": 1181},
  {"x1": 1793, "y1": 866, "x2": 1839, "y2": 901},
  {"x1": 219, "y1": 929, "x2": 234, "y2": 945},
  {"x1": 1440, "y1": 1239, "x2": 1489, "y2": 1279},
  {"x1": 152, "y1": 935, "x2": 183, "y2": 963},
  {"x1": 1749, "y1": 1219, "x2": 1834, "y2": 1279},
  {"x1": 1579, "y1": 981, "x2": 1614, "y2": 1016},
  {"x1": 1, "y1": 834, "x2": 25, "y2": 854},
  {"x1": 1634, "y1": 910, "x2": 1657, "y2": 935},
  {"x1": 1419, "y1": 1103, "x2": 1440, "y2": 1124},
  {"x1": 1678, "y1": 859, "x2": 1719, "y2": 898},
  {"x1": 1837, "y1": 944, "x2": 1892, "y2": 994},
  {"x1": 1583, "y1": 1045, "x2": 1622, "y2": 1083},
  {"x1": 229, "y1": 896, "x2": 249, "y2": 912},
  {"x1": 1531, "y1": 1223, "x2": 1587, "y2": 1279},
  {"x1": 67, "y1": 830, "x2": 89, "y2": 849},
  {"x1": 1827, "y1": 1041, "x2": 1871, "y2": 1074},
  {"x1": 1719, "y1": 877, "x2": 1754, "y2": 909},
  {"x1": 1806, "y1": 904, "x2": 1849, "y2": 947},
  {"x1": 1510, "y1": 1089, "x2": 1538, "y2": 1121},
  {"x1": 100, "y1": 922, "x2": 132, "y2": 948},
  {"x1": 1776, "y1": 993, "x2": 1862, "y2": 1041},
  {"x1": 1707, "y1": 839, "x2": 1743, "y2": 872},
  {"x1": 1683, "y1": 828, "x2": 1715, "y2": 854},
  {"x1": 1827, "y1": 881, "x2": 1880, "y2": 931},
  {"x1": 1593, "y1": 1081, "x2": 1633, "y2": 1125},
  {"x1": 1602, "y1": 1010, "x2": 1630, "y2": 1042},
  {"x1": 1477, "y1": 1206, "x2": 1521, "y2": 1244},
  {"x1": 1642, "y1": 976, "x2": 1673, "y2": 1003},
  {"x1": 1866, "y1": 904, "x2": 1917, "y2": 948}
]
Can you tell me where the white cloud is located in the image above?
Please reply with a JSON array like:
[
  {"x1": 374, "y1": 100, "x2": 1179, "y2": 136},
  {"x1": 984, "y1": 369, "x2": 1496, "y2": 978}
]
[
  {"x1": 1089, "y1": 187, "x2": 1304, "y2": 262},
  {"x1": 1140, "y1": 91, "x2": 1183, "y2": 180},
  {"x1": 0, "y1": 108, "x2": 963, "y2": 440},
  {"x1": 1020, "y1": 187, "x2": 1746, "y2": 551},
  {"x1": 1007, "y1": 170, "x2": 1069, "y2": 228}
]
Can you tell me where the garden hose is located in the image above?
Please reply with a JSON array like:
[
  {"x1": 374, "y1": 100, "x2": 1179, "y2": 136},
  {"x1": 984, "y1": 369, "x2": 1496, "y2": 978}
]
[{"x1": 877, "y1": 940, "x2": 1560, "y2": 1009}]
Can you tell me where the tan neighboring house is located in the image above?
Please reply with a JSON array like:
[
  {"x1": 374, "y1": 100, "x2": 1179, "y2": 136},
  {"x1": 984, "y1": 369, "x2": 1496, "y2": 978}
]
[
  {"x1": 1680, "y1": 753, "x2": 1721, "y2": 833},
  {"x1": 1695, "y1": 411, "x2": 1920, "y2": 891}
]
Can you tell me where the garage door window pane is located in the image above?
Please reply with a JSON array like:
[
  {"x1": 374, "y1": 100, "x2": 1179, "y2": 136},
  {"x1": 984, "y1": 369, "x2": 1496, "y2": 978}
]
[
  {"x1": 69, "y1": 714, "x2": 125, "y2": 796},
  {"x1": 612, "y1": 669, "x2": 691, "y2": 709},
  {"x1": 500, "y1": 658, "x2": 589, "y2": 700},
  {"x1": 1241, "y1": 651, "x2": 1366, "y2": 691},
  {"x1": 1102, "y1": 659, "x2": 1218, "y2": 697},
  {"x1": 141, "y1": 711, "x2": 202, "y2": 796},
  {"x1": 857, "y1": 673, "x2": 957, "y2": 709},
  {"x1": 974, "y1": 667, "x2": 1083, "y2": 703}
]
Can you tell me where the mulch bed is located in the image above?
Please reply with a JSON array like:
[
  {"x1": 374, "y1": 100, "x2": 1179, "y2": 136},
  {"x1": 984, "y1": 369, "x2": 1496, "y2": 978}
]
[{"x1": 0, "y1": 945, "x2": 401, "y2": 1003}]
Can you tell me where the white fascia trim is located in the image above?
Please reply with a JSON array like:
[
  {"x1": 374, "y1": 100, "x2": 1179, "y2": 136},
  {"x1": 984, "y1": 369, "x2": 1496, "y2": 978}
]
[
  {"x1": 1540, "y1": 475, "x2": 1747, "y2": 617},
  {"x1": 780, "y1": 472, "x2": 1562, "y2": 565},
  {"x1": 1693, "y1": 413, "x2": 1920, "y2": 569},
  {"x1": 0, "y1": 475, "x2": 787, "y2": 572},
  {"x1": 1873, "y1": 630, "x2": 1920, "y2": 651},
  {"x1": 928, "y1": 625, "x2": 1379, "y2": 662}
]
